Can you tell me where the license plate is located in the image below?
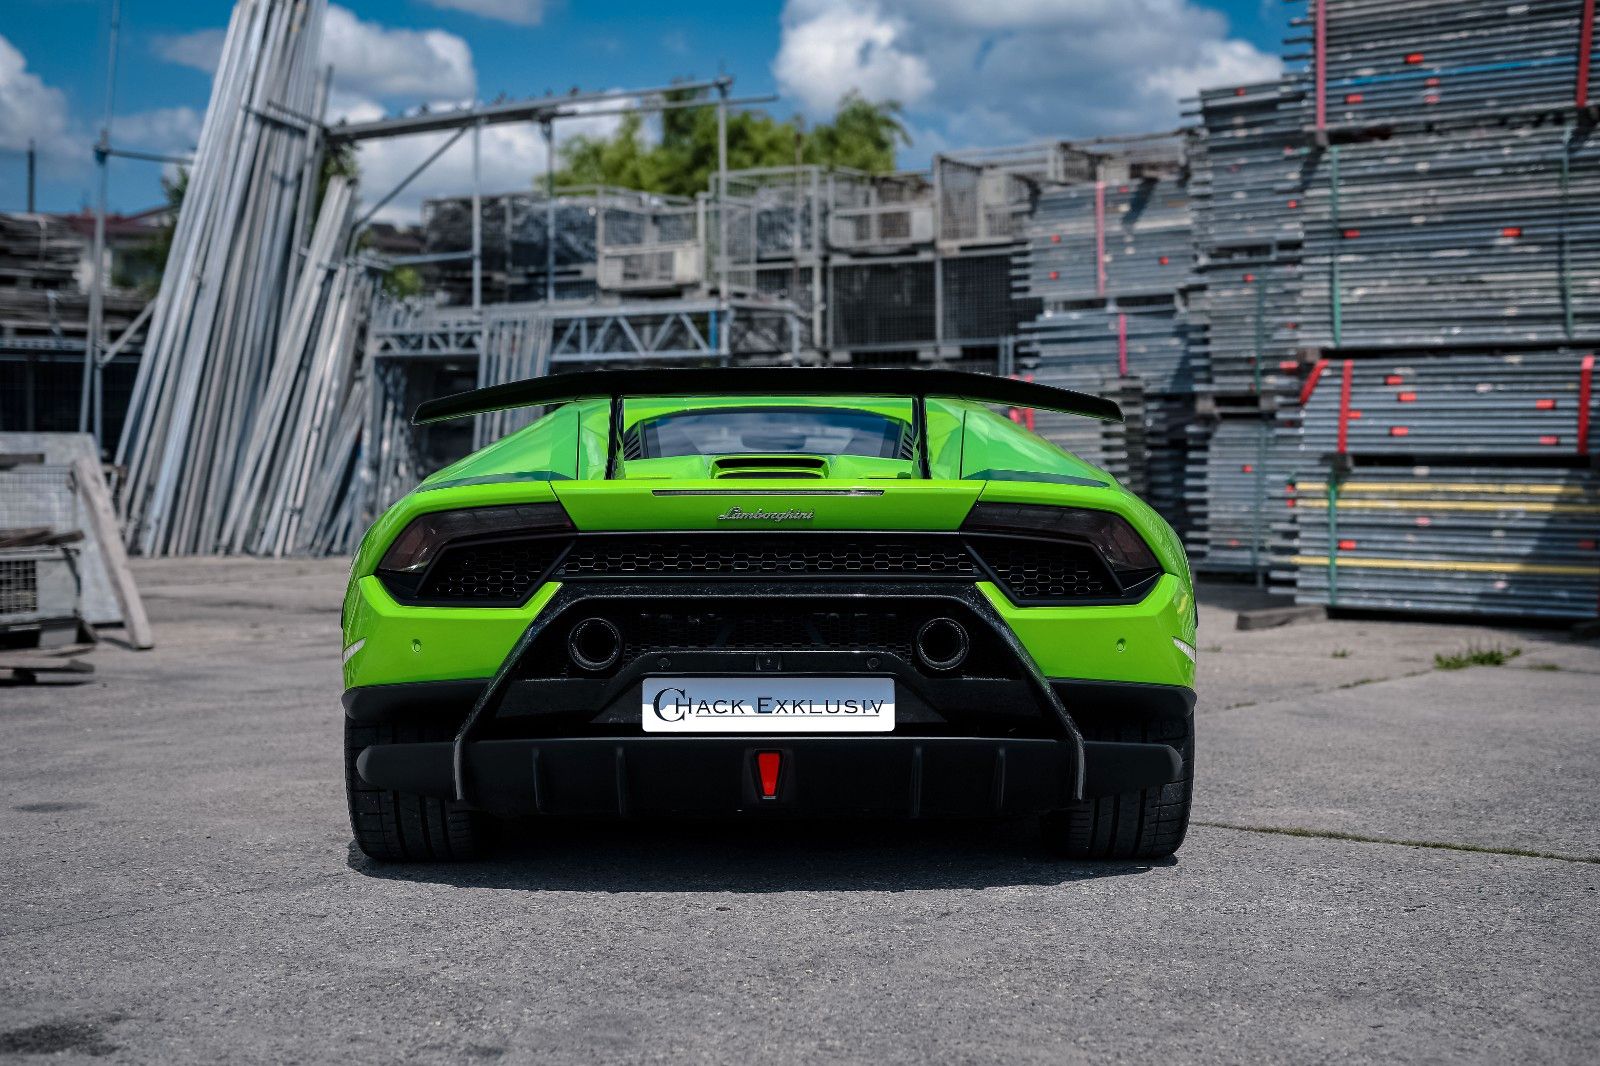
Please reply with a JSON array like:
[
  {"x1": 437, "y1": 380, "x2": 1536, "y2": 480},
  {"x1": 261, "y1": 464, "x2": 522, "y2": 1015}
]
[{"x1": 641, "y1": 677, "x2": 895, "y2": 733}]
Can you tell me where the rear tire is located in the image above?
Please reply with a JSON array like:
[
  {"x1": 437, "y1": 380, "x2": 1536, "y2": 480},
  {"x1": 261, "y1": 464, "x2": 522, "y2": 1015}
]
[
  {"x1": 1041, "y1": 710, "x2": 1193, "y2": 860},
  {"x1": 345, "y1": 717, "x2": 486, "y2": 862}
]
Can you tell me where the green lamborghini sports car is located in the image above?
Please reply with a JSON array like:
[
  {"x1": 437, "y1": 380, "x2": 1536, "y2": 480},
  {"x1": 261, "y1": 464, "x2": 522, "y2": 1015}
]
[{"x1": 342, "y1": 368, "x2": 1196, "y2": 862}]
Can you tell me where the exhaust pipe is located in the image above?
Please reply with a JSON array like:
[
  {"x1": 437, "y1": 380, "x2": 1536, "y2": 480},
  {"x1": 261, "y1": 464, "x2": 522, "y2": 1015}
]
[
  {"x1": 915, "y1": 617, "x2": 969, "y2": 672},
  {"x1": 568, "y1": 618, "x2": 623, "y2": 672}
]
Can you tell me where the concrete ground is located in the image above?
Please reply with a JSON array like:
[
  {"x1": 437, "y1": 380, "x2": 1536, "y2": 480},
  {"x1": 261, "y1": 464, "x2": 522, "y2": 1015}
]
[{"x1": 2, "y1": 558, "x2": 1597, "y2": 1064}]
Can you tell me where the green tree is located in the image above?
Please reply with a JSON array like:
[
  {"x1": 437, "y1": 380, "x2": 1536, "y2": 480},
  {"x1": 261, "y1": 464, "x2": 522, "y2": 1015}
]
[{"x1": 552, "y1": 90, "x2": 908, "y2": 196}]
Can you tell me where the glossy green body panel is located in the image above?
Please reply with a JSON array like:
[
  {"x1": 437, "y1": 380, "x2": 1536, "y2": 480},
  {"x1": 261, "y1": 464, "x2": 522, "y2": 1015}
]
[
  {"x1": 342, "y1": 576, "x2": 563, "y2": 689},
  {"x1": 981, "y1": 577, "x2": 1195, "y2": 688},
  {"x1": 342, "y1": 393, "x2": 1196, "y2": 693}
]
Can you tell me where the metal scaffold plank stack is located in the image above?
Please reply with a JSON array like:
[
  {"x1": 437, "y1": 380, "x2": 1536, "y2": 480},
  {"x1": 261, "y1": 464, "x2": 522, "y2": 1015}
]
[
  {"x1": 1296, "y1": 0, "x2": 1600, "y2": 131},
  {"x1": 1184, "y1": 80, "x2": 1313, "y2": 581},
  {"x1": 1298, "y1": 127, "x2": 1600, "y2": 349},
  {"x1": 1299, "y1": 350, "x2": 1600, "y2": 455},
  {"x1": 115, "y1": 0, "x2": 377, "y2": 556},
  {"x1": 1250, "y1": 0, "x2": 1600, "y2": 619},
  {"x1": 1014, "y1": 174, "x2": 1205, "y2": 537},
  {"x1": 1289, "y1": 466, "x2": 1600, "y2": 619}
]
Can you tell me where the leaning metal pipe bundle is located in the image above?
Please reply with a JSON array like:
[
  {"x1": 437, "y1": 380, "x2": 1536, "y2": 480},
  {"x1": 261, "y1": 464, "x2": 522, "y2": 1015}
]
[{"x1": 115, "y1": 0, "x2": 329, "y2": 556}]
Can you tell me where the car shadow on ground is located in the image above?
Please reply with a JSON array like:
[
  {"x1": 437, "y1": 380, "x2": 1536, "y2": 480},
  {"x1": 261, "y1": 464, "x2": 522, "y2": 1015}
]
[{"x1": 347, "y1": 817, "x2": 1171, "y2": 892}]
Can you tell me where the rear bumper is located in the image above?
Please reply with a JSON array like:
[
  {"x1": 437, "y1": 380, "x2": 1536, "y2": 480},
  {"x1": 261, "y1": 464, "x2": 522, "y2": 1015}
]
[
  {"x1": 344, "y1": 579, "x2": 1195, "y2": 818},
  {"x1": 355, "y1": 735, "x2": 1181, "y2": 817}
]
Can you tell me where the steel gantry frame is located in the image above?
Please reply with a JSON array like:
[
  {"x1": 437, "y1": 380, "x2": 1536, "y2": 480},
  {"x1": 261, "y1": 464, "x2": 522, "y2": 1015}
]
[{"x1": 367, "y1": 298, "x2": 805, "y2": 365}]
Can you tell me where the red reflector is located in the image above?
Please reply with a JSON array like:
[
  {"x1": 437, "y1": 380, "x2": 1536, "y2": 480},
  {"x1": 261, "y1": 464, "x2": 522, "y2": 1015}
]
[
  {"x1": 1424, "y1": 94, "x2": 1440, "y2": 105},
  {"x1": 1540, "y1": 435, "x2": 1560, "y2": 446},
  {"x1": 1244, "y1": 272, "x2": 1256, "y2": 283},
  {"x1": 1234, "y1": 86, "x2": 1247, "y2": 96},
  {"x1": 1227, "y1": 538, "x2": 1241, "y2": 547},
  {"x1": 1051, "y1": 233, "x2": 1061, "y2": 243},
  {"x1": 1345, "y1": 93, "x2": 1364, "y2": 104},
  {"x1": 1286, "y1": 499, "x2": 1296, "y2": 508},
  {"x1": 1579, "y1": 539, "x2": 1597, "y2": 550},
  {"x1": 1159, "y1": 255, "x2": 1170, "y2": 265},
  {"x1": 1048, "y1": 270, "x2": 1059, "y2": 280},
  {"x1": 1338, "y1": 539, "x2": 1357, "y2": 550},
  {"x1": 1349, "y1": 409, "x2": 1363, "y2": 419},
  {"x1": 1389, "y1": 426, "x2": 1409, "y2": 436},
  {"x1": 1405, "y1": 52, "x2": 1424, "y2": 64},
  {"x1": 1501, "y1": 227, "x2": 1522, "y2": 238},
  {"x1": 1343, "y1": 229, "x2": 1360, "y2": 239},
  {"x1": 1425, "y1": 77, "x2": 1441, "y2": 87},
  {"x1": 1278, "y1": 360, "x2": 1298, "y2": 370},
  {"x1": 1385, "y1": 374, "x2": 1404, "y2": 385},
  {"x1": 1242, "y1": 464, "x2": 1254, "y2": 473},
  {"x1": 1536, "y1": 398, "x2": 1557, "y2": 410},
  {"x1": 1398, "y1": 391, "x2": 1417, "y2": 402},
  {"x1": 1416, "y1": 516, "x2": 1432, "y2": 527},
  {"x1": 1288, "y1": 198, "x2": 1299, "y2": 209},
  {"x1": 756, "y1": 752, "x2": 781, "y2": 798}
]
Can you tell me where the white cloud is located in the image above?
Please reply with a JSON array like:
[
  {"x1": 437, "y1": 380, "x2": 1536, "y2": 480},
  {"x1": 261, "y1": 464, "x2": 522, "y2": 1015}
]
[
  {"x1": 773, "y1": 0, "x2": 1280, "y2": 149},
  {"x1": 0, "y1": 33, "x2": 72, "y2": 157},
  {"x1": 321, "y1": 5, "x2": 476, "y2": 100},
  {"x1": 153, "y1": 6, "x2": 476, "y2": 103},
  {"x1": 113, "y1": 106, "x2": 204, "y2": 157},
  {"x1": 152, "y1": 27, "x2": 225, "y2": 73},
  {"x1": 418, "y1": 0, "x2": 546, "y2": 26},
  {"x1": 773, "y1": 1, "x2": 933, "y2": 114}
]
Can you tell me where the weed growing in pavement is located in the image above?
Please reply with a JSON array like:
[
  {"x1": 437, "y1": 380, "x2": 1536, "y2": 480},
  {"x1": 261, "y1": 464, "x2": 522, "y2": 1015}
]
[
  {"x1": 1332, "y1": 648, "x2": 1351, "y2": 658},
  {"x1": 1433, "y1": 644, "x2": 1521, "y2": 670},
  {"x1": 1526, "y1": 662, "x2": 1562, "y2": 671}
]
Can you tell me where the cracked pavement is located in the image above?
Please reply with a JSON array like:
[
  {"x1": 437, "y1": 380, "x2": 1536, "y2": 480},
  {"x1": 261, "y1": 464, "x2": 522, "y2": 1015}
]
[{"x1": 2, "y1": 559, "x2": 1597, "y2": 1063}]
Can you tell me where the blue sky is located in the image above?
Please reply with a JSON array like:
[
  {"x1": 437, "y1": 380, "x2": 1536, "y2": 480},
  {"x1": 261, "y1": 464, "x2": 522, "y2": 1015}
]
[{"x1": 1, "y1": 0, "x2": 1290, "y2": 218}]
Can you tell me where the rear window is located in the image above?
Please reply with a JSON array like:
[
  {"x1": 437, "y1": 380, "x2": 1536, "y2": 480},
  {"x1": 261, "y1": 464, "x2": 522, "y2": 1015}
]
[{"x1": 637, "y1": 406, "x2": 906, "y2": 459}]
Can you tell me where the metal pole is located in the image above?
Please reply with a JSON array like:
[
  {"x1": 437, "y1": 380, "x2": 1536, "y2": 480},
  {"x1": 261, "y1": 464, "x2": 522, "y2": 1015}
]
[
  {"x1": 716, "y1": 81, "x2": 728, "y2": 298},
  {"x1": 543, "y1": 118, "x2": 555, "y2": 303},
  {"x1": 81, "y1": 0, "x2": 121, "y2": 447},
  {"x1": 352, "y1": 125, "x2": 468, "y2": 231},
  {"x1": 471, "y1": 119, "x2": 482, "y2": 312}
]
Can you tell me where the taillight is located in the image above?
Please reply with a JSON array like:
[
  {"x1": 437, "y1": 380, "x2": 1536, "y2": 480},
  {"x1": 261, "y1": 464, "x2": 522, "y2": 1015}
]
[
  {"x1": 377, "y1": 503, "x2": 572, "y2": 599},
  {"x1": 961, "y1": 502, "x2": 1162, "y2": 585}
]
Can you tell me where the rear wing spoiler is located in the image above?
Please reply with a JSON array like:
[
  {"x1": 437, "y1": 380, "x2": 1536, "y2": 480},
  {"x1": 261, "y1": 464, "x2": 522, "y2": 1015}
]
[{"x1": 411, "y1": 367, "x2": 1122, "y2": 479}]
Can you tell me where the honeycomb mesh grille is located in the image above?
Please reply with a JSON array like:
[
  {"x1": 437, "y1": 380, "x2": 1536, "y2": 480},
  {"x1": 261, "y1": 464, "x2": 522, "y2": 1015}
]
[
  {"x1": 415, "y1": 539, "x2": 567, "y2": 603},
  {"x1": 403, "y1": 533, "x2": 1136, "y2": 605},
  {"x1": 556, "y1": 536, "x2": 980, "y2": 579},
  {"x1": 968, "y1": 538, "x2": 1114, "y2": 600}
]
